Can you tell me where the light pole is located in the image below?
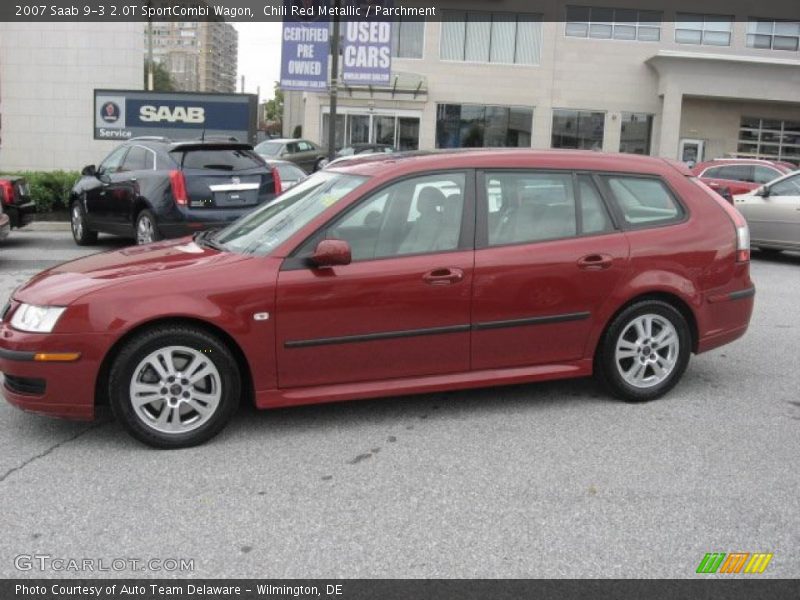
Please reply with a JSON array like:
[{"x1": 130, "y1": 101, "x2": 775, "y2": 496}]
[{"x1": 327, "y1": 0, "x2": 341, "y2": 162}]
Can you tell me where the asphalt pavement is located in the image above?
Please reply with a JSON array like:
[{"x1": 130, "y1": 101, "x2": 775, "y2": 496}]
[{"x1": 0, "y1": 226, "x2": 798, "y2": 578}]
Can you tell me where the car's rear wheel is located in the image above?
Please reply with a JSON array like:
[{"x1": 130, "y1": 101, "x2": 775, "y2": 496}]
[
  {"x1": 109, "y1": 326, "x2": 241, "y2": 448},
  {"x1": 314, "y1": 157, "x2": 326, "y2": 172},
  {"x1": 595, "y1": 300, "x2": 691, "y2": 402},
  {"x1": 135, "y1": 209, "x2": 162, "y2": 245},
  {"x1": 71, "y1": 200, "x2": 98, "y2": 246}
]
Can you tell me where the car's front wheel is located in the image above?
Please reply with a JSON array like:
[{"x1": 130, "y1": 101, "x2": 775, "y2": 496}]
[
  {"x1": 109, "y1": 326, "x2": 241, "y2": 448},
  {"x1": 135, "y1": 209, "x2": 162, "y2": 245},
  {"x1": 595, "y1": 300, "x2": 691, "y2": 402},
  {"x1": 71, "y1": 200, "x2": 98, "y2": 246}
]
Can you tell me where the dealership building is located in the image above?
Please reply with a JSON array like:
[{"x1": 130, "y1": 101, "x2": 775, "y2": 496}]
[
  {"x1": 0, "y1": 22, "x2": 143, "y2": 171},
  {"x1": 284, "y1": 0, "x2": 800, "y2": 164}
]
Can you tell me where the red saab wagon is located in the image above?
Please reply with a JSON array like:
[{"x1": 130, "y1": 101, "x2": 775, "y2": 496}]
[{"x1": 0, "y1": 150, "x2": 754, "y2": 448}]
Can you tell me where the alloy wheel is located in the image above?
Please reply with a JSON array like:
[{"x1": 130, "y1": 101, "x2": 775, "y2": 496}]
[
  {"x1": 129, "y1": 346, "x2": 222, "y2": 435},
  {"x1": 614, "y1": 314, "x2": 680, "y2": 389},
  {"x1": 71, "y1": 204, "x2": 83, "y2": 239}
]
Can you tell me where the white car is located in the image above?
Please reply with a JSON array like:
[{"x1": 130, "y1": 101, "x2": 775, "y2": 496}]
[{"x1": 734, "y1": 170, "x2": 800, "y2": 255}]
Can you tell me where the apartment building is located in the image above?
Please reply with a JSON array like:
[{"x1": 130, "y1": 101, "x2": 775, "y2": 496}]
[
  {"x1": 150, "y1": 21, "x2": 238, "y2": 93},
  {"x1": 284, "y1": 0, "x2": 800, "y2": 164}
]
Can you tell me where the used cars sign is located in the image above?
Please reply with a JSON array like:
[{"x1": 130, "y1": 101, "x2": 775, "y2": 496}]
[{"x1": 94, "y1": 90, "x2": 257, "y2": 142}]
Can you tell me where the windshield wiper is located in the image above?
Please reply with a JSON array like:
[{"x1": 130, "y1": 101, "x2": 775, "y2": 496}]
[{"x1": 193, "y1": 229, "x2": 227, "y2": 252}]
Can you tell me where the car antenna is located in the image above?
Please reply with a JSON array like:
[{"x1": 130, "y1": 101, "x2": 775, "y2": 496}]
[{"x1": 201, "y1": 129, "x2": 206, "y2": 142}]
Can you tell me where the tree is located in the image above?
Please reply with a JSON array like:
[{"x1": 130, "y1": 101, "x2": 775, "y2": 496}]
[
  {"x1": 143, "y1": 60, "x2": 175, "y2": 92},
  {"x1": 263, "y1": 82, "x2": 284, "y2": 130}
]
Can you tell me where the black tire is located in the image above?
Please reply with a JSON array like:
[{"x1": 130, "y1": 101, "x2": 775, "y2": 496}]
[
  {"x1": 314, "y1": 157, "x2": 326, "y2": 172},
  {"x1": 109, "y1": 326, "x2": 241, "y2": 449},
  {"x1": 70, "y1": 199, "x2": 98, "y2": 246},
  {"x1": 135, "y1": 209, "x2": 163, "y2": 245},
  {"x1": 758, "y1": 247, "x2": 782, "y2": 257},
  {"x1": 595, "y1": 300, "x2": 691, "y2": 403}
]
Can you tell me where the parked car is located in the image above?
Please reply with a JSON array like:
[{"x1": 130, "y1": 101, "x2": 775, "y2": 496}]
[
  {"x1": 320, "y1": 143, "x2": 396, "y2": 169},
  {"x1": 734, "y1": 169, "x2": 800, "y2": 255},
  {"x1": 262, "y1": 159, "x2": 307, "y2": 190},
  {"x1": 70, "y1": 138, "x2": 281, "y2": 246},
  {"x1": 0, "y1": 176, "x2": 36, "y2": 228},
  {"x1": 692, "y1": 158, "x2": 795, "y2": 198},
  {"x1": 0, "y1": 150, "x2": 754, "y2": 448},
  {"x1": 254, "y1": 138, "x2": 327, "y2": 172}
]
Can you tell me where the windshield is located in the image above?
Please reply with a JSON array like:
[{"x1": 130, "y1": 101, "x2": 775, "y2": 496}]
[
  {"x1": 211, "y1": 171, "x2": 367, "y2": 256},
  {"x1": 255, "y1": 141, "x2": 282, "y2": 156}
]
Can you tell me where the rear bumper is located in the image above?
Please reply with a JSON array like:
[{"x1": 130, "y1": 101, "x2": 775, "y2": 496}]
[
  {"x1": 5, "y1": 201, "x2": 36, "y2": 228},
  {"x1": 697, "y1": 285, "x2": 755, "y2": 354},
  {"x1": 0, "y1": 323, "x2": 111, "y2": 421},
  {"x1": 158, "y1": 206, "x2": 260, "y2": 238}
]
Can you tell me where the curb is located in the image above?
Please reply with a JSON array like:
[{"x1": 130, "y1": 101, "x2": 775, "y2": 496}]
[{"x1": 21, "y1": 222, "x2": 71, "y2": 232}]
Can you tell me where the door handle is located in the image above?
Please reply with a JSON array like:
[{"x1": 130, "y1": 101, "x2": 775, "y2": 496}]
[
  {"x1": 577, "y1": 254, "x2": 613, "y2": 271},
  {"x1": 422, "y1": 268, "x2": 464, "y2": 286}
]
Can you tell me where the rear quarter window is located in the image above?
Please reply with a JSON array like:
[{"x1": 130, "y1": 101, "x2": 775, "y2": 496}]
[
  {"x1": 178, "y1": 149, "x2": 265, "y2": 172},
  {"x1": 602, "y1": 176, "x2": 684, "y2": 228}
]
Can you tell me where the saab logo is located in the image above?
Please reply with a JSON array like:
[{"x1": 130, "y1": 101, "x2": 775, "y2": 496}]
[
  {"x1": 139, "y1": 105, "x2": 205, "y2": 124},
  {"x1": 696, "y1": 552, "x2": 773, "y2": 574},
  {"x1": 100, "y1": 101, "x2": 121, "y2": 123}
]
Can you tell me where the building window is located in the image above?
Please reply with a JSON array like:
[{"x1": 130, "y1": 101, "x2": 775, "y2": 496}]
[
  {"x1": 436, "y1": 104, "x2": 533, "y2": 149},
  {"x1": 551, "y1": 109, "x2": 605, "y2": 150},
  {"x1": 321, "y1": 112, "x2": 421, "y2": 151},
  {"x1": 738, "y1": 117, "x2": 800, "y2": 164},
  {"x1": 619, "y1": 112, "x2": 653, "y2": 155},
  {"x1": 675, "y1": 13, "x2": 733, "y2": 46},
  {"x1": 747, "y1": 19, "x2": 800, "y2": 51},
  {"x1": 440, "y1": 12, "x2": 543, "y2": 65},
  {"x1": 565, "y1": 6, "x2": 662, "y2": 42},
  {"x1": 391, "y1": 18, "x2": 424, "y2": 59}
]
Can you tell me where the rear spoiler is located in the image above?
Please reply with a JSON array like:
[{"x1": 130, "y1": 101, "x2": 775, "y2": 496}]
[{"x1": 169, "y1": 142, "x2": 254, "y2": 153}]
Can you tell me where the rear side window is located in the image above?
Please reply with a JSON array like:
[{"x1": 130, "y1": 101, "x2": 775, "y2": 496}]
[
  {"x1": 178, "y1": 149, "x2": 264, "y2": 172},
  {"x1": 121, "y1": 146, "x2": 150, "y2": 172},
  {"x1": 602, "y1": 176, "x2": 684, "y2": 227},
  {"x1": 486, "y1": 172, "x2": 577, "y2": 246},
  {"x1": 706, "y1": 165, "x2": 754, "y2": 182}
]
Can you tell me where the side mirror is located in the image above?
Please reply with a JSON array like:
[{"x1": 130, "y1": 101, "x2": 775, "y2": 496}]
[
  {"x1": 310, "y1": 239, "x2": 351, "y2": 268},
  {"x1": 81, "y1": 164, "x2": 97, "y2": 177},
  {"x1": 757, "y1": 186, "x2": 770, "y2": 198}
]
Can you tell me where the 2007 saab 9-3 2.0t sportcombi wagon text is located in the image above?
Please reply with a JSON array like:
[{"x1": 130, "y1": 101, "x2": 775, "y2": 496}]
[{"x1": 0, "y1": 150, "x2": 755, "y2": 448}]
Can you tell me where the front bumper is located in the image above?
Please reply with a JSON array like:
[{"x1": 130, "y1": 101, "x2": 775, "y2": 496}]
[{"x1": 0, "y1": 323, "x2": 112, "y2": 421}]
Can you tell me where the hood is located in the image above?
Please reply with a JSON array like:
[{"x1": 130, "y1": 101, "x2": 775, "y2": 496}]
[{"x1": 14, "y1": 238, "x2": 247, "y2": 306}]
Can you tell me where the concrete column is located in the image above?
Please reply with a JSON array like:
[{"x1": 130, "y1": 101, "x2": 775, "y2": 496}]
[{"x1": 656, "y1": 88, "x2": 683, "y2": 159}]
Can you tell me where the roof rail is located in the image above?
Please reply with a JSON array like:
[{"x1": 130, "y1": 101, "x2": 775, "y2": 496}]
[
  {"x1": 129, "y1": 136, "x2": 172, "y2": 143},
  {"x1": 712, "y1": 157, "x2": 779, "y2": 164}
]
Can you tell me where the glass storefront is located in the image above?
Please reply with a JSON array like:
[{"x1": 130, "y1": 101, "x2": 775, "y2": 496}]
[
  {"x1": 321, "y1": 110, "x2": 421, "y2": 151},
  {"x1": 551, "y1": 109, "x2": 605, "y2": 150},
  {"x1": 619, "y1": 112, "x2": 654, "y2": 155},
  {"x1": 435, "y1": 103, "x2": 533, "y2": 148}
]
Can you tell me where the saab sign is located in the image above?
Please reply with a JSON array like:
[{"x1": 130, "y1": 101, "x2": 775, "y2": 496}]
[{"x1": 94, "y1": 90, "x2": 258, "y2": 143}]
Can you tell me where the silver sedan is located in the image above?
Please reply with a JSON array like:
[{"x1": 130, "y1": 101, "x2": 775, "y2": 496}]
[{"x1": 735, "y1": 170, "x2": 800, "y2": 254}]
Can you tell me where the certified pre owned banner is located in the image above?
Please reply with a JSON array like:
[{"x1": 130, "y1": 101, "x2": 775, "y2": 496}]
[
  {"x1": 280, "y1": 0, "x2": 331, "y2": 91},
  {"x1": 94, "y1": 90, "x2": 257, "y2": 142},
  {"x1": 342, "y1": 0, "x2": 393, "y2": 86}
]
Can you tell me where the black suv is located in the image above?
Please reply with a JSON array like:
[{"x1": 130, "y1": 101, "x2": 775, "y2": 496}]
[{"x1": 70, "y1": 138, "x2": 281, "y2": 245}]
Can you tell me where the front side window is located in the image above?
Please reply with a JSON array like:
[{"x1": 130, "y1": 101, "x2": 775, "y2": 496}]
[
  {"x1": 551, "y1": 109, "x2": 605, "y2": 150},
  {"x1": 675, "y1": 13, "x2": 733, "y2": 46},
  {"x1": 718, "y1": 165, "x2": 755, "y2": 183},
  {"x1": 99, "y1": 146, "x2": 128, "y2": 175},
  {"x1": 602, "y1": 176, "x2": 683, "y2": 227},
  {"x1": 441, "y1": 11, "x2": 543, "y2": 65},
  {"x1": 565, "y1": 6, "x2": 662, "y2": 41},
  {"x1": 486, "y1": 172, "x2": 577, "y2": 246},
  {"x1": 212, "y1": 172, "x2": 367, "y2": 257},
  {"x1": 770, "y1": 173, "x2": 800, "y2": 196},
  {"x1": 314, "y1": 173, "x2": 467, "y2": 262}
]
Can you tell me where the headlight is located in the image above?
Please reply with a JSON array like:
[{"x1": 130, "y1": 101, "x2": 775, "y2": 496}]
[{"x1": 9, "y1": 304, "x2": 67, "y2": 333}]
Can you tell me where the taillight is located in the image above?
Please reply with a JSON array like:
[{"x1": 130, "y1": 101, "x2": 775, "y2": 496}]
[
  {"x1": 271, "y1": 167, "x2": 283, "y2": 196},
  {"x1": 691, "y1": 177, "x2": 749, "y2": 263},
  {"x1": 169, "y1": 170, "x2": 188, "y2": 206},
  {"x1": 0, "y1": 180, "x2": 14, "y2": 206}
]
